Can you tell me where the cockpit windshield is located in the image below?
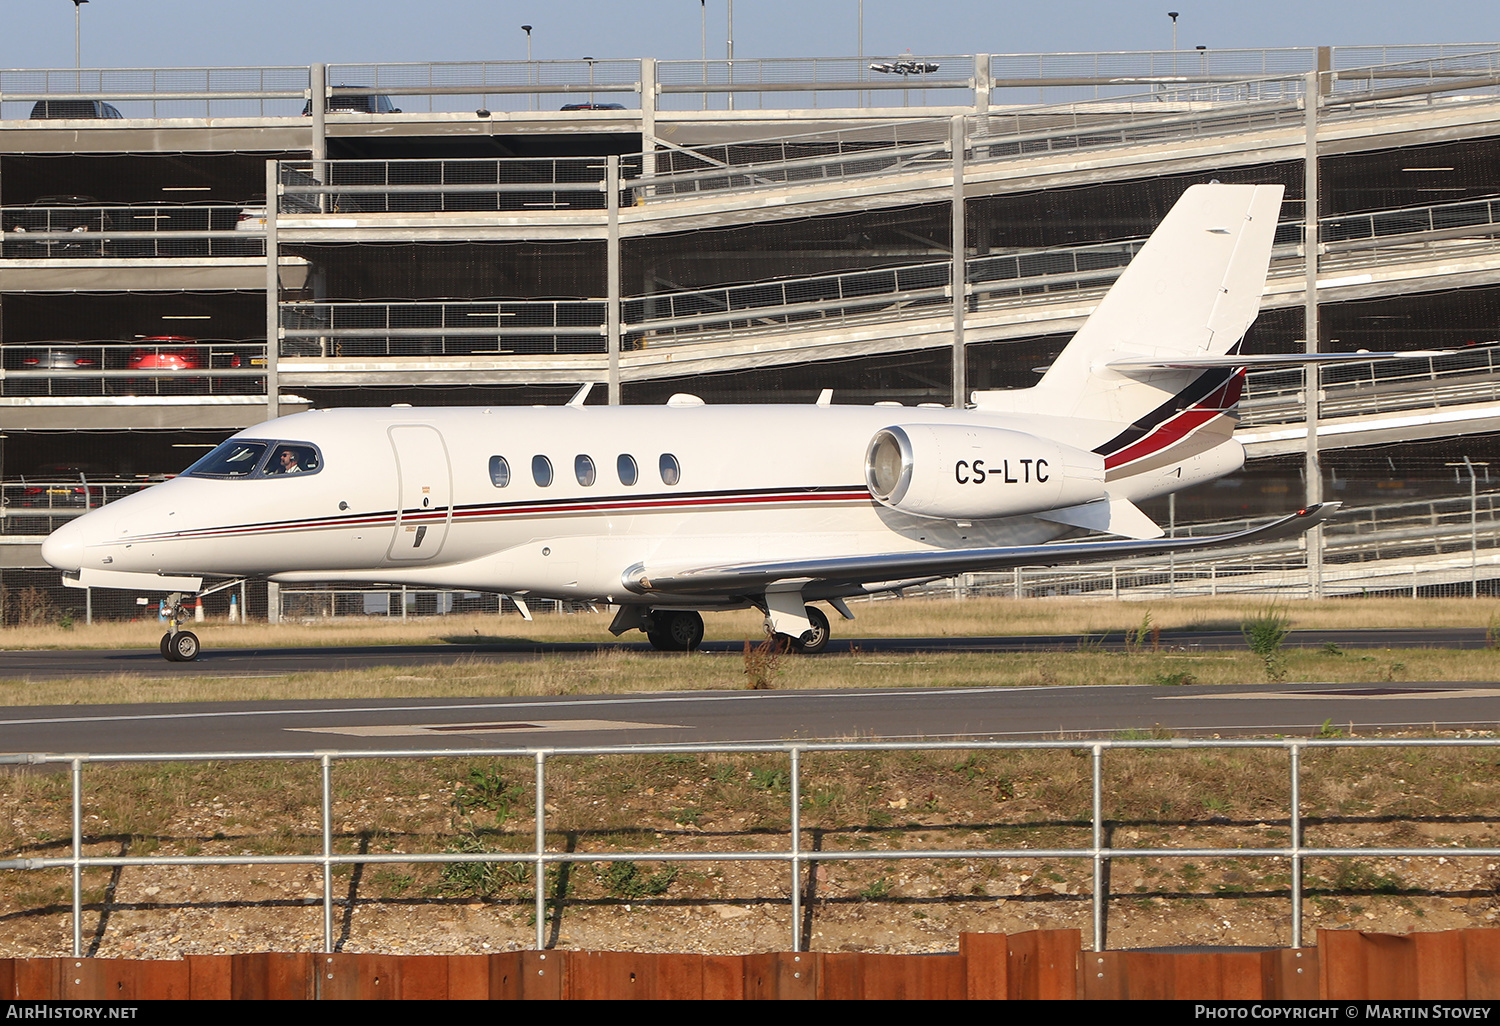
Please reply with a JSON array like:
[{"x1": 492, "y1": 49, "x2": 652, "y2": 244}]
[
  {"x1": 183, "y1": 439, "x2": 322, "y2": 479},
  {"x1": 183, "y1": 440, "x2": 267, "y2": 478}
]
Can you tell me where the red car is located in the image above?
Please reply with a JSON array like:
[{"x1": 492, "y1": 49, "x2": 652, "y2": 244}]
[
  {"x1": 127, "y1": 337, "x2": 207, "y2": 394},
  {"x1": 126, "y1": 337, "x2": 261, "y2": 394},
  {"x1": 128, "y1": 336, "x2": 203, "y2": 371}
]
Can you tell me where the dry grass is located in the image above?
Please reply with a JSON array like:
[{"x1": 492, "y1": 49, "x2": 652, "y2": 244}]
[
  {"x1": 2, "y1": 644, "x2": 1500, "y2": 709},
  {"x1": 3, "y1": 595, "x2": 1497, "y2": 651},
  {"x1": 1, "y1": 593, "x2": 1496, "y2": 709}
]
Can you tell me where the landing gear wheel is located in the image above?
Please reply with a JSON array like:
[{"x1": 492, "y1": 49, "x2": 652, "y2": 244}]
[
  {"x1": 646, "y1": 610, "x2": 704, "y2": 652},
  {"x1": 160, "y1": 632, "x2": 176, "y2": 661},
  {"x1": 783, "y1": 605, "x2": 831, "y2": 655},
  {"x1": 167, "y1": 631, "x2": 200, "y2": 662}
]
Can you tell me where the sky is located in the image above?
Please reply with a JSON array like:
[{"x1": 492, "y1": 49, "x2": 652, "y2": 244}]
[{"x1": 1, "y1": 1, "x2": 1497, "y2": 71}]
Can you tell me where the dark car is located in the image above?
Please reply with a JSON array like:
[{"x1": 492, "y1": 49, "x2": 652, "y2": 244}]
[
  {"x1": 3, "y1": 195, "x2": 113, "y2": 257},
  {"x1": 302, "y1": 89, "x2": 401, "y2": 115},
  {"x1": 0, "y1": 343, "x2": 104, "y2": 396},
  {"x1": 29, "y1": 99, "x2": 124, "y2": 119},
  {"x1": 560, "y1": 102, "x2": 626, "y2": 110}
]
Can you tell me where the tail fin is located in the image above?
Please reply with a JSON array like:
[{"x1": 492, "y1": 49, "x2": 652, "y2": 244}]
[{"x1": 972, "y1": 182, "x2": 1284, "y2": 434}]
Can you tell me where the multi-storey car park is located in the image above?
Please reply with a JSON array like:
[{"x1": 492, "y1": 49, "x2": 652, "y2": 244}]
[{"x1": 4, "y1": 45, "x2": 1500, "y2": 621}]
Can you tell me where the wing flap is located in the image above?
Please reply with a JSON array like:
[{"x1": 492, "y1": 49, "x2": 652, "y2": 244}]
[{"x1": 627, "y1": 503, "x2": 1337, "y2": 596}]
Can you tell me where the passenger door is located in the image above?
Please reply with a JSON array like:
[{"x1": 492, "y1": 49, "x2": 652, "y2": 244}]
[{"x1": 387, "y1": 424, "x2": 452, "y2": 561}]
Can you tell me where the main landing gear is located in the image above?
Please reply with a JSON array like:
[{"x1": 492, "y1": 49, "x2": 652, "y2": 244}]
[
  {"x1": 640, "y1": 605, "x2": 833, "y2": 655},
  {"x1": 159, "y1": 591, "x2": 200, "y2": 662},
  {"x1": 646, "y1": 610, "x2": 705, "y2": 652},
  {"x1": 778, "y1": 605, "x2": 830, "y2": 655}
]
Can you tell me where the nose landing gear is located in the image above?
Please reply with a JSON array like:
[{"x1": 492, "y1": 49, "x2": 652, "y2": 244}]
[{"x1": 159, "y1": 592, "x2": 200, "y2": 662}]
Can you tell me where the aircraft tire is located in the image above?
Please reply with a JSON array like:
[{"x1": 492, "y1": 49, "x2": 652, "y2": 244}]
[
  {"x1": 647, "y1": 610, "x2": 704, "y2": 652},
  {"x1": 785, "y1": 606, "x2": 831, "y2": 655},
  {"x1": 160, "y1": 633, "x2": 177, "y2": 662},
  {"x1": 169, "y1": 630, "x2": 201, "y2": 662}
]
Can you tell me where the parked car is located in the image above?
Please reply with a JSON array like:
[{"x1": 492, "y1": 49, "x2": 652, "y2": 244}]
[
  {"x1": 12, "y1": 461, "x2": 112, "y2": 511},
  {"x1": 302, "y1": 89, "x2": 401, "y2": 115},
  {"x1": 560, "y1": 102, "x2": 626, "y2": 110},
  {"x1": 235, "y1": 206, "x2": 267, "y2": 232},
  {"x1": 3, "y1": 195, "x2": 112, "y2": 257},
  {"x1": 125, "y1": 337, "x2": 263, "y2": 395},
  {"x1": 0, "y1": 343, "x2": 104, "y2": 396},
  {"x1": 127, "y1": 337, "x2": 205, "y2": 394},
  {"x1": 29, "y1": 99, "x2": 124, "y2": 119}
]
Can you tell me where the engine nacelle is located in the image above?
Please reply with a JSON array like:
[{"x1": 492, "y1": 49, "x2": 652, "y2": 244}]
[{"x1": 865, "y1": 424, "x2": 1106, "y2": 520}]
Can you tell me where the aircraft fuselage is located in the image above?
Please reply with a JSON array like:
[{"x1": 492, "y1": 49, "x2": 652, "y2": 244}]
[{"x1": 47, "y1": 401, "x2": 1159, "y2": 606}]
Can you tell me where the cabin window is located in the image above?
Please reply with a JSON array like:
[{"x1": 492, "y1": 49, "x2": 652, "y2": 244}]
[
  {"x1": 659, "y1": 453, "x2": 681, "y2": 486},
  {"x1": 575, "y1": 455, "x2": 596, "y2": 487},
  {"x1": 532, "y1": 455, "x2": 553, "y2": 487},
  {"x1": 489, "y1": 456, "x2": 510, "y2": 488},
  {"x1": 617, "y1": 454, "x2": 638, "y2": 486}
]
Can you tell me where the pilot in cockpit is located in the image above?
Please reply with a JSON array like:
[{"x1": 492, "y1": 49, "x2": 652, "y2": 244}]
[{"x1": 276, "y1": 448, "x2": 304, "y2": 474}]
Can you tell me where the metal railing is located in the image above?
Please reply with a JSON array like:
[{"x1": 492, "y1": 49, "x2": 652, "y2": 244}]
[
  {"x1": 0, "y1": 476, "x2": 159, "y2": 536},
  {"x1": 0, "y1": 341, "x2": 267, "y2": 400},
  {"x1": 4, "y1": 737, "x2": 1498, "y2": 957},
  {"x1": 982, "y1": 488, "x2": 1500, "y2": 601},
  {"x1": 0, "y1": 204, "x2": 264, "y2": 258},
  {"x1": 265, "y1": 192, "x2": 1500, "y2": 359},
  {"x1": 279, "y1": 302, "x2": 608, "y2": 358},
  {"x1": 640, "y1": 49, "x2": 1500, "y2": 201},
  {"x1": 277, "y1": 158, "x2": 631, "y2": 215},
  {"x1": 1242, "y1": 345, "x2": 1500, "y2": 427},
  {"x1": 6, "y1": 45, "x2": 1500, "y2": 119}
]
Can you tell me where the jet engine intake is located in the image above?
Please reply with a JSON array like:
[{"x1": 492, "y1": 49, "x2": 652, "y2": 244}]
[{"x1": 864, "y1": 424, "x2": 1106, "y2": 520}]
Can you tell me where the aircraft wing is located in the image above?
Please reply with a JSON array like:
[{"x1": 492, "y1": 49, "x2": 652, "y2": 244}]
[{"x1": 627, "y1": 503, "x2": 1338, "y2": 597}]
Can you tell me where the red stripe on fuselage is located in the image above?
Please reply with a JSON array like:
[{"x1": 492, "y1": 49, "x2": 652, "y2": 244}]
[{"x1": 124, "y1": 488, "x2": 875, "y2": 545}]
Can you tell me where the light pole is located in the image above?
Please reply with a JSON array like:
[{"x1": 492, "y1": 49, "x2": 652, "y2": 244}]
[
  {"x1": 1168, "y1": 11, "x2": 1179, "y2": 74},
  {"x1": 521, "y1": 25, "x2": 533, "y2": 110},
  {"x1": 69, "y1": 0, "x2": 89, "y2": 74},
  {"x1": 1447, "y1": 459, "x2": 1490, "y2": 598},
  {"x1": 699, "y1": 0, "x2": 707, "y2": 109},
  {"x1": 726, "y1": 0, "x2": 734, "y2": 110},
  {"x1": 858, "y1": 0, "x2": 866, "y2": 107}
]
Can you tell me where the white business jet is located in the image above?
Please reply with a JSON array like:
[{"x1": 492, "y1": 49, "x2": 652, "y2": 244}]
[{"x1": 43, "y1": 183, "x2": 1341, "y2": 661}]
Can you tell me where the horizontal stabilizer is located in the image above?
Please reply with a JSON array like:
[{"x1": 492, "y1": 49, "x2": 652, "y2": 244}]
[
  {"x1": 1106, "y1": 350, "x2": 1455, "y2": 371},
  {"x1": 627, "y1": 503, "x2": 1339, "y2": 597},
  {"x1": 1033, "y1": 497, "x2": 1164, "y2": 540}
]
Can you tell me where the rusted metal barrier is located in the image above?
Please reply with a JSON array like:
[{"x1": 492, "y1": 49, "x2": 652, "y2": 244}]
[{"x1": 5, "y1": 928, "x2": 1500, "y2": 999}]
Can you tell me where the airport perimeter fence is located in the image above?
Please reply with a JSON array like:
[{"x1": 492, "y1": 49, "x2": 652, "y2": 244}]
[{"x1": 3, "y1": 737, "x2": 1500, "y2": 959}]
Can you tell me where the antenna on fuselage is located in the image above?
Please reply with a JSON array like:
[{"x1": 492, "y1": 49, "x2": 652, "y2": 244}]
[{"x1": 566, "y1": 382, "x2": 596, "y2": 407}]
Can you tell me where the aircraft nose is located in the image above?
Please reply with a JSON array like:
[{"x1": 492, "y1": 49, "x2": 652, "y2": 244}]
[{"x1": 41, "y1": 518, "x2": 87, "y2": 572}]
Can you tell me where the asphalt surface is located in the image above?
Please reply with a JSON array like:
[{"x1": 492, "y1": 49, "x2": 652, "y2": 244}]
[{"x1": 0, "y1": 629, "x2": 1496, "y2": 754}]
